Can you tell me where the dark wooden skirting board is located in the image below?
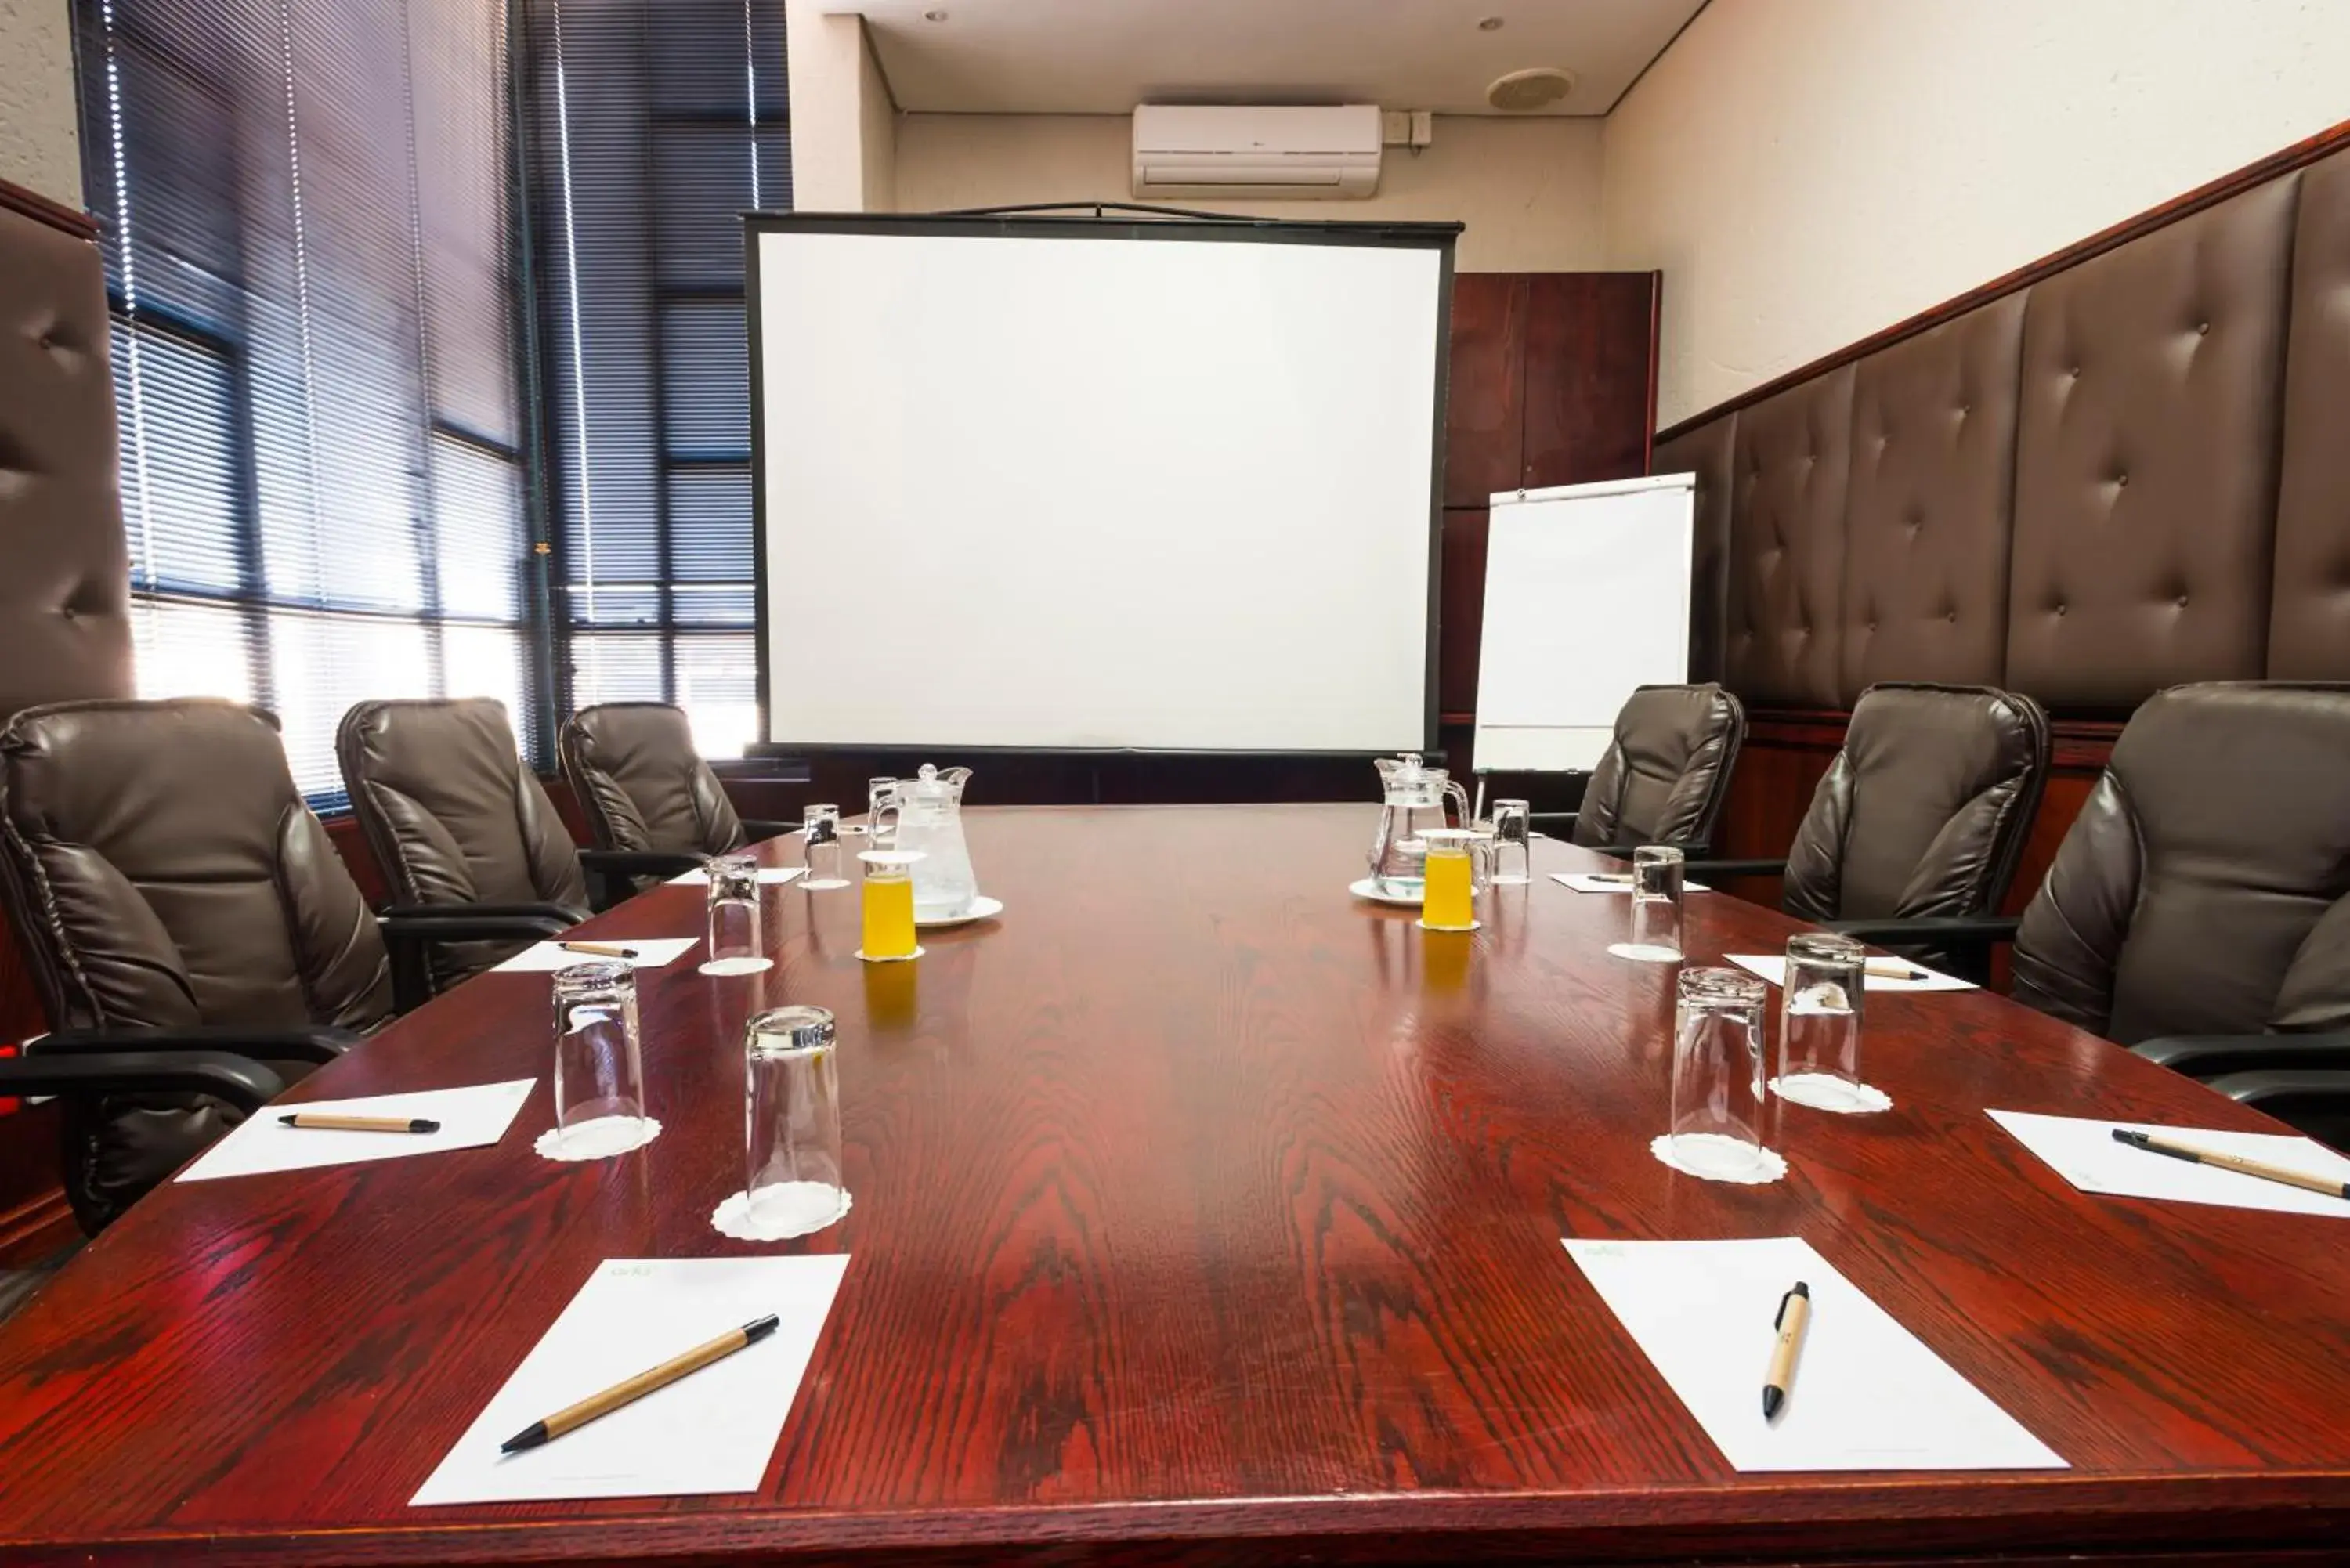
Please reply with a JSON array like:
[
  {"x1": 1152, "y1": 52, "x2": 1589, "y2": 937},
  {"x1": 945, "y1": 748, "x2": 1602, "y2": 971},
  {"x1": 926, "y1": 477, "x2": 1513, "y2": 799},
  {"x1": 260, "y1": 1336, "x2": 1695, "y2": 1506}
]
[
  {"x1": 1654, "y1": 114, "x2": 2350, "y2": 443},
  {"x1": 2, "y1": 805, "x2": 2348, "y2": 1565}
]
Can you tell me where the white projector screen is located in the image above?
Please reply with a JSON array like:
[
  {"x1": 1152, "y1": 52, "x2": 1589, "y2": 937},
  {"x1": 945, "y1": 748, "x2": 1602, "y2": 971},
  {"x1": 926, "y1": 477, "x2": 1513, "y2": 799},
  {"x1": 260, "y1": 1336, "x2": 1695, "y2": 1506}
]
[{"x1": 749, "y1": 216, "x2": 1453, "y2": 752}]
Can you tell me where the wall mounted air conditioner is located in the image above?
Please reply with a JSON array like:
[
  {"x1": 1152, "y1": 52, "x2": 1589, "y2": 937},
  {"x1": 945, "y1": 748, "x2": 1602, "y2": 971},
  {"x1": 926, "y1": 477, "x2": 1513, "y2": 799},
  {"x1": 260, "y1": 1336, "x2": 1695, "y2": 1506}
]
[{"x1": 1132, "y1": 105, "x2": 1383, "y2": 201}]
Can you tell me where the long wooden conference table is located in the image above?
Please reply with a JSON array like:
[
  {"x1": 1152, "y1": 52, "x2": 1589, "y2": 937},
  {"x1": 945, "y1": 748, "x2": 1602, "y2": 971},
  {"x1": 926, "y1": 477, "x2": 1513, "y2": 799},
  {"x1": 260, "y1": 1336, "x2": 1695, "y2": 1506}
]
[{"x1": 0, "y1": 804, "x2": 2345, "y2": 1565}]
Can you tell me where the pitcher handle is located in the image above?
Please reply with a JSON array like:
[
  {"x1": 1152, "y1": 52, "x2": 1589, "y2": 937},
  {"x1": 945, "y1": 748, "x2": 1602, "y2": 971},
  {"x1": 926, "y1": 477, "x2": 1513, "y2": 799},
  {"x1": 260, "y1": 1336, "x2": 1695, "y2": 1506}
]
[
  {"x1": 871, "y1": 793, "x2": 900, "y2": 842},
  {"x1": 1444, "y1": 779, "x2": 1471, "y2": 827}
]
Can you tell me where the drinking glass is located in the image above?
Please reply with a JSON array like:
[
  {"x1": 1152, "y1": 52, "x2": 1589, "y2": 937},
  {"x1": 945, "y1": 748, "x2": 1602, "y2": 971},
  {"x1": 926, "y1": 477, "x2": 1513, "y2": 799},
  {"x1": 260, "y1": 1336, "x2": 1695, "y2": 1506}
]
[
  {"x1": 1778, "y1": 932, "x2": 1871, "y2": 1108},
  {"x1": 866, "y1": 776, "x2": 899, "y2": 845},
  {"x1": 1415, "y1": 827, "x2": 1486, "y2": 932},
  {"x1": 857, "y1": 849, "x2": 924, "y2": 962},
  {"x1": 551, "y1": 961, "x2": 649, "y2": 1157},
  {"x1": 699, "y1": 853, "x2": 772, "y2": 975},
  {"x1": 1609, "y1": 844, "x2": 1684, "y2": 963},
  {"x1": 1667, "y1": 966, "x2": 1771, "y2": 1180},
  {"x1": 743, "y1": 1005, "x2": 849, "y2": 1237},
  {"x1": 801, "y1": 803, "x2": 848, "y2": 890},
  {"x1": 1489, "y1": 798, "x2": 1533, "y2": 884}
]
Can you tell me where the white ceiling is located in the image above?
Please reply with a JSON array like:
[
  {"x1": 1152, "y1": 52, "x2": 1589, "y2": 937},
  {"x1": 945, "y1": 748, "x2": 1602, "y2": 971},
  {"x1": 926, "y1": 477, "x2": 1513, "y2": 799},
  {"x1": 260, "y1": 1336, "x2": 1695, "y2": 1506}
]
[{"x1": 848, "y1": 0, "x2": 1710, "y2": 117}]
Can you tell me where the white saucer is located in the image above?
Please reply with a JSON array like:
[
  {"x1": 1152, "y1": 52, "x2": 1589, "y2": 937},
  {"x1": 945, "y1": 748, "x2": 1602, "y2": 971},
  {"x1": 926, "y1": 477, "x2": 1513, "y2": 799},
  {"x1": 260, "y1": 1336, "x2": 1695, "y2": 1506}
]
[
  {"x1": 1348, "y1": 877, "x2": 1422, "y2": 907},
  {"x1": 914, "y1": 894, "x2": 1004, "y2": 928}
]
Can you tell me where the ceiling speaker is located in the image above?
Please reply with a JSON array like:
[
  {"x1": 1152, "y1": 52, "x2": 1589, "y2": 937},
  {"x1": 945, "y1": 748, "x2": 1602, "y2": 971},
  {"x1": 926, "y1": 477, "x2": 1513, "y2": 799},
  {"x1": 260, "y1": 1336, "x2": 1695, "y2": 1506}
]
[{"x1": 1485, "y1": 67, "x2": 1576, "y2": 113}]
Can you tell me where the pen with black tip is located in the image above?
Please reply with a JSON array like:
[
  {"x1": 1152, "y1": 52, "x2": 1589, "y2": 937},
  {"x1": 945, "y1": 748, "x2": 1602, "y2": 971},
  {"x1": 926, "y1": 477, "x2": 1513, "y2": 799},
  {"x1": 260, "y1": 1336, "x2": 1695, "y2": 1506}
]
[
  {"x1": 2111, "y1": 1127, "x2": 2349, "y2": 1199},
  {"x1": 1762, "y1": 1281, "x2": 1810, "y2": 1421},
  {"x1": 280, "y1": 1112, "x2": 440, "y2": 1133},
  {"x1": 500, "y1": 1313, "x2": 780, "y2": 1454}
]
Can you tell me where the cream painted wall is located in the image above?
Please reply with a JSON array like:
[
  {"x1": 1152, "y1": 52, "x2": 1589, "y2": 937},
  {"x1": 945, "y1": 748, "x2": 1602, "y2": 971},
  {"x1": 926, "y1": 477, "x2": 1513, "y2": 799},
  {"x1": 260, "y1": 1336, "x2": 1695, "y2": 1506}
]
[
  {"x1": 0, "y1": 0, "x2": 82, "y2": 204},
  {"x1": 1605, "y1": 0, "x2": 2350, "y2": 428},
  {"x1": 893, "y1": 114, "x2": 1605, "y2": 273},
  {"x1": 785, "y1": 2, "x2": 895, "y2": 211}
]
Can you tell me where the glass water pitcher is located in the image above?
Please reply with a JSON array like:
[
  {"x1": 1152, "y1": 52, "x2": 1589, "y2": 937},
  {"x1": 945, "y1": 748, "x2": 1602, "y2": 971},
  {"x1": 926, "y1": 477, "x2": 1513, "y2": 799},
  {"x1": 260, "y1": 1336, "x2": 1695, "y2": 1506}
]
[
  {"x1": 1368, "y1": 752, "x2": 1470, "y2": 897},
  {"x1": 890, "y1": 763, "x2": 978, "y2": 921}
]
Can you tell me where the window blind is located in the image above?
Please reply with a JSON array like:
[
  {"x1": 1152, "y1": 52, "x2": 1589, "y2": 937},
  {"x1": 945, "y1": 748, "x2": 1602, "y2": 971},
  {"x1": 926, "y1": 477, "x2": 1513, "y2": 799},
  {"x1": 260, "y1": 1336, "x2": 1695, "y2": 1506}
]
[
  {"x1": 75, "y1": 0, "x2": 536, "y2": 802},
  {"x1": 523, "y1": 0, "x2": 789, "y2": 758}
]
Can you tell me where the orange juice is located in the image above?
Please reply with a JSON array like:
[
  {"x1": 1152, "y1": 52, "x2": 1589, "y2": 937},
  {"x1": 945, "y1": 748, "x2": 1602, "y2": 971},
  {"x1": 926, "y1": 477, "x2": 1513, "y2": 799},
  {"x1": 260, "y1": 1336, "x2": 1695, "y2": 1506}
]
[
  {"x1": 861, "y1": 873, "x2": 918, "y2": 959},
  {"x1": 1422, "y1": 847, "x2": 1475, "y2": 930}
]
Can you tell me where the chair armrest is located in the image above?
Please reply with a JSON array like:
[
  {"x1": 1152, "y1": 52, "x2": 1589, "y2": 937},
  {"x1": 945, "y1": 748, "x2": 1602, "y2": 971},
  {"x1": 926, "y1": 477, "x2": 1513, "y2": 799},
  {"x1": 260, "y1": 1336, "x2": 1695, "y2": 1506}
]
[
  {"x1": 378, "y1": 906, "x2": 580, "y2": 1012},
  {"x1": 2134, "y1": 1032, "x2": 2350, "y2": 1078},
  {"x1": 739, "y1": 818, "x2": 797, "y2": 842},
  {"x1": 2203, "y1": 1069, "x2": 2350, "y2": 1150},
  {"x1": 1528, "y1": 811, "x2": 1578, "y2": 829},
  {"x1": 1, "y1": 1049, "x2": 284, "y2": 1110},
  {"x1": 1820, "y1": 914, "x2": 2021, "y2": 948},
  {"x1": 579, "y1": 850, "x2": 707, "y2": 877},
  {"x1": 36, "y1": 1025, "x2": 359, "y2": 1065},
  {"x1": 1679, "y1": 856, "x2": 1786, "y2": 880},
  {"x1": 382, "y1": 901, "x2": 587, "y2": 925}
]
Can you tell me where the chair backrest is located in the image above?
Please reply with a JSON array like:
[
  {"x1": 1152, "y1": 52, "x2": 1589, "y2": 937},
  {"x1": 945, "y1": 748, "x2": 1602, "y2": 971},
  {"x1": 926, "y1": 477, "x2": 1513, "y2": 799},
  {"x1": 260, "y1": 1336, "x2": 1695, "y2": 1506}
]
[
  {"x1": 1571, "y1": 683, "x2": 1747, "y2": 850},
  {"x1": 338, "y1": 698, "x2": 587, "y2": 988},
  {"x1": 0, "y1": 698, "x2": 391, "y2": 1227},
  {"x1": 559, "y1": 702, "x2": 746, "y2": 857},
  {"x1": 1781, "y1": 683, "x2": 2049, "y2": 924},
  {"x1": 2013, "y1": 682, "x2": 2350, "y2": 1045}
]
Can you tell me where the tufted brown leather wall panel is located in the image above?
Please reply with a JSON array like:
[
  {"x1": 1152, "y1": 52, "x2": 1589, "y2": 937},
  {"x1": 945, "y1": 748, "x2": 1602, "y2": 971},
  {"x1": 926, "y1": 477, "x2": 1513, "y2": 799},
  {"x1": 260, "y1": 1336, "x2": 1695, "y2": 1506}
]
[
  {"x1": 1653, "y1": 414, "x2": 1735, "y2": 684},
  {"x1": 2270, "y1": 150, "x2": 2350, "y2": 679},
  {"x1": 1725, "y1": 367, "x2": 1851, "y2": 707},
  {"x1": 2004, "y1": 180, "x2": 2296, "y2": 708},
  {"x1": 0, "y1": 201, "x2": 134, "y2": 721},
  {"x1": 1841, "y1": 296, "x2": 2024, "y2": 701}
]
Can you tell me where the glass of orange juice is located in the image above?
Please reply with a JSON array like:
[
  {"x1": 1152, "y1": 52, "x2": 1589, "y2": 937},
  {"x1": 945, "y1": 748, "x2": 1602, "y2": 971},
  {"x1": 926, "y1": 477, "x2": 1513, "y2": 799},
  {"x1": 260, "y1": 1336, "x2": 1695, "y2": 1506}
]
[
  {"x1": 1415, "y1": 828, "x2": 1488, "y2": 933},
  {"x1": 856, "y1": 849, "x2": 924, "y2": 962}
]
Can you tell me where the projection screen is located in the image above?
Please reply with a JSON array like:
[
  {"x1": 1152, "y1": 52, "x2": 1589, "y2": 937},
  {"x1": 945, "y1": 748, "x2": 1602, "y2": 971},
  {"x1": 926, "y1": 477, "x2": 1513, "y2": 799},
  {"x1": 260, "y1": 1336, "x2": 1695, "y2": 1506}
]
[{"x1": 747, "y1": 213, "x2": 1456, "y2": 753}]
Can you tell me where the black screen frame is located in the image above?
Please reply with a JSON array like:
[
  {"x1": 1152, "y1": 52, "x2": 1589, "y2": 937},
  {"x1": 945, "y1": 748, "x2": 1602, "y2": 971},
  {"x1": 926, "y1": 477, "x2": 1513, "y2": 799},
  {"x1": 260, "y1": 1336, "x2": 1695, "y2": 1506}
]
[{"x1": 742, "y1": 208, "x2": 1460, "y2": 764}]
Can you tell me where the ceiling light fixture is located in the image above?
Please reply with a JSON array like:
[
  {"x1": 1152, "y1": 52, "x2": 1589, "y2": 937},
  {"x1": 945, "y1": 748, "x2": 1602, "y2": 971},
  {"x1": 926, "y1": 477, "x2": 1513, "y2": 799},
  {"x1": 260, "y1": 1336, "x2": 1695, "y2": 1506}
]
[
  {"x1": 923, "y1": 7, "x2": 948, "y2": 20},
  {"x1": 1477, "y1": 16, "x2": 1504, "y2": 31}
]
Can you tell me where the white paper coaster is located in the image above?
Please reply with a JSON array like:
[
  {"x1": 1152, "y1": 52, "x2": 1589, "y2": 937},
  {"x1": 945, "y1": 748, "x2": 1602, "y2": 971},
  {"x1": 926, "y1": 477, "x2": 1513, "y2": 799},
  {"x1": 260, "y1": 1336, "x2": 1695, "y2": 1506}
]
[
  {"x1": 533, "y1": 1115, "x2": 661, "y2": 1162},
  {"x1": 1650, "y1": 1133, "x2": 1788, "y2": 1185},
  {"x1": 1771, "y1": 1073, "x2": 1893, "y2": 1114},
  {"x1": 710, "y1": 1183, "x2": 852, "y2": 1241}
]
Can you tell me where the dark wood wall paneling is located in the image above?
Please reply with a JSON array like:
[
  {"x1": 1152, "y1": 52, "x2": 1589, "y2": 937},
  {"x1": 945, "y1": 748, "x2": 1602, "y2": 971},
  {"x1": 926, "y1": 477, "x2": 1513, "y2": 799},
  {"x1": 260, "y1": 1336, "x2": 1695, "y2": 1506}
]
[
  {"x1": 1438, "y1": 272, "x2": 1660, "y2": 779},
  {"x1": 1669, "y1": 117, "x2": 2350, "y2": 957}
]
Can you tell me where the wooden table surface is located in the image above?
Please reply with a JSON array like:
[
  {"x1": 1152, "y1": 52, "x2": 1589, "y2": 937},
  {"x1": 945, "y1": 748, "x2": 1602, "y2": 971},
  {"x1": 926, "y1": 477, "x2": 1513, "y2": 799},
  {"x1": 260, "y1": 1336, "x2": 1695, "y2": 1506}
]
[{"x1": 1, "y1": 804, "x2": 2346, "y2": 1566}]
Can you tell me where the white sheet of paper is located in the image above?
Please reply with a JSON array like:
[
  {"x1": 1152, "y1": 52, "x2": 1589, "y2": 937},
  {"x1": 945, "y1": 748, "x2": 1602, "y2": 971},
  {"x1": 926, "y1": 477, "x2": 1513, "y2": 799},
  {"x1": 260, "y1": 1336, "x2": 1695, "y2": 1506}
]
[
  {"x1": 1989, "y1": 1109, "x2": 2350, "y2": 1219},
  {"x1": 1553, "y1": 872, "x2": 1712, "y2": 894},
  {"x1": 665, "y1": 865, "x2": 807, "y2": 887},
  {"x1": 177, "y1": 1079, "x2": 535, "y2": 1182},
  {"x1": 1564, "y1": 1236, "x2": 2063, "y2": 1472},
  {"x1": 411, "y1": 1254, "x2": 849, "y2": 1505},
  {"x1": 493, "y1": 938, "x2": 700, "y2": 973},
  {"x1": 1726, "y1": 952, "x2": 1975, "y2": 992}
]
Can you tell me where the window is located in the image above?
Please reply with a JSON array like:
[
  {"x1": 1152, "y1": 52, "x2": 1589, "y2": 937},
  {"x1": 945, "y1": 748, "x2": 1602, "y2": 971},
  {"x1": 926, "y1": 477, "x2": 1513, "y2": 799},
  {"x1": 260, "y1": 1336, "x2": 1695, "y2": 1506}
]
[
  {"x1": 77, "y1": 0, "x2": 537, "y2": 801},
  {"x1": 524, "y1": 0, "x2": 789, "y2": 758}
]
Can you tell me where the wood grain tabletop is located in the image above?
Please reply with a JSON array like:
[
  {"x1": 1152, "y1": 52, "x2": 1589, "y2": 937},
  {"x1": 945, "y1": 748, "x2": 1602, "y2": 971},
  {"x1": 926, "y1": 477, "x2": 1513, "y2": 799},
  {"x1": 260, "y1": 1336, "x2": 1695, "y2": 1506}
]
[{"x1": 0, "y1": 804, "x2": 2345, "y2": 1566}]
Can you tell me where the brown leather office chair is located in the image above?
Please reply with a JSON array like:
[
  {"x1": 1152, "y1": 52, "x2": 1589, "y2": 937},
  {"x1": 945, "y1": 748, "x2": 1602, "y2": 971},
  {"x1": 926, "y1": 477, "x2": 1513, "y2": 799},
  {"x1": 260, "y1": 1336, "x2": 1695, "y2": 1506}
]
[
  {"x1": 337, "y1": 697, "x2": 588, "y2": 998},
  {"x1": 0, "y1": 699, "x2": 392, "y2": 1232},
  {"x1": 2009, "y1": 683, "x2": 2350, "y2": 1147},
  {"x1": 1690, "y1": 683, "x2": 2050, "y2": 978},
  {"x1": 559, "y1": 702, "x2": 792, "y2": 866},
  {"x1": 1538, "y1": 683, "x2": 1745, "y2": 853}
]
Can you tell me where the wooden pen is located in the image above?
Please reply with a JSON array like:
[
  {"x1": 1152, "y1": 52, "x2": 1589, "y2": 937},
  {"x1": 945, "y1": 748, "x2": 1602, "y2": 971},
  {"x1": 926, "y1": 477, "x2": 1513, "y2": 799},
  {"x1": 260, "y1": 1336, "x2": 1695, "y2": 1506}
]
[
  {"x1": 557, "y1": 941, "x2": 640, "y2": 959},
  {"x1": 279, "y1": 1112, "x2": 440, "y2": 1134},
  {"x1": 1762, "y1": 1281, "x2": 1810, "y2": 1421},
  {"x1": 501, "y1": 1314, "x2": 781, "y2": 1454},
  {"x1": 2111, "y1": 1128, "x2": 2350, "y2": 1199},
  {"x1": 1863, "y1": 959, "x2": 1929, "y2": 981}
]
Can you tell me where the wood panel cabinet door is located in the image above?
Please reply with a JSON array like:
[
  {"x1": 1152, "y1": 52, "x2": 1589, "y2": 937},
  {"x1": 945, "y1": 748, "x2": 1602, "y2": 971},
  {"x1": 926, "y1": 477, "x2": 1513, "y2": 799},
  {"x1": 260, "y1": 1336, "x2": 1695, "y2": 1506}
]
[
  {"x1": 1437, "y1": 506, "x2": 1490, "y2": 718},
  {"x1": 1441, "y1": 274, "x2": 1528, "y2": 507},
  {"x1": 1520, "y1": 271, "x2": 1658, "y2": 490}
]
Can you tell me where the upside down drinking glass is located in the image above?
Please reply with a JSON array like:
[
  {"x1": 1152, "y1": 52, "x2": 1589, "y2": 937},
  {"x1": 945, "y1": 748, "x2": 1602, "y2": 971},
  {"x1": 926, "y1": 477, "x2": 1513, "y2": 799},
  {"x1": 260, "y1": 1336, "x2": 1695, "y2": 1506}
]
[
  {"x1": 1778, "y1": 931, "x2": 1871, "y2": 1110},
  {"x1": 1609, "y1": 844, "x2": 1684, "y2": 963},
  {"x1": 699, "y1": 854, "x2": 772, "y2": 976},
  {"x1": 802, "y1": 804, "x2": 848, "y2": 890},
  {"x1": 550, "y1": 961, "x2": 649, "y2": 1158},
  {"x1": 1667, "y1": 966, "x2": 1772, "y2": 1180}
]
